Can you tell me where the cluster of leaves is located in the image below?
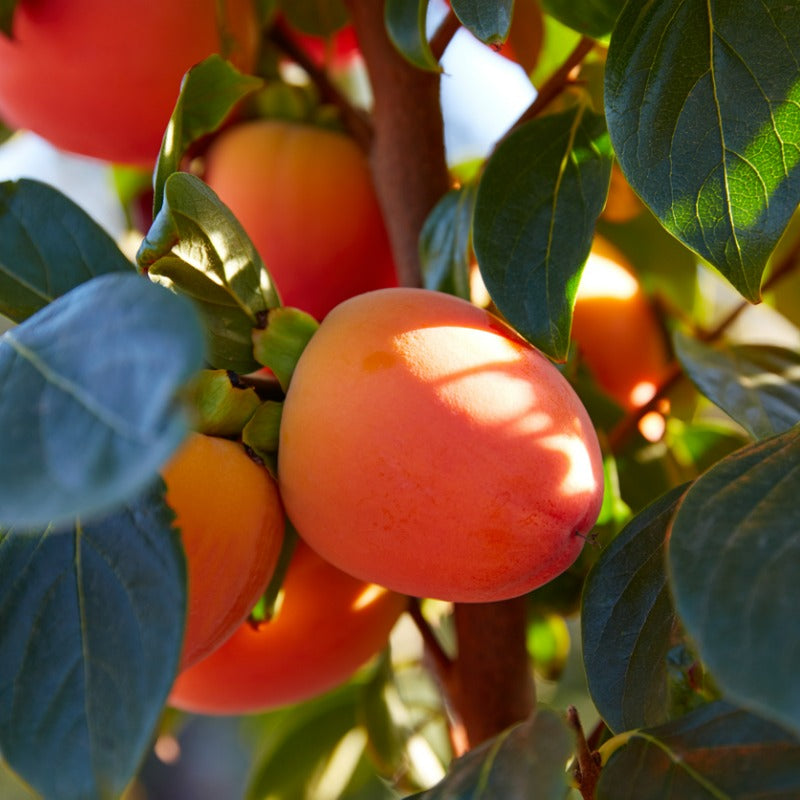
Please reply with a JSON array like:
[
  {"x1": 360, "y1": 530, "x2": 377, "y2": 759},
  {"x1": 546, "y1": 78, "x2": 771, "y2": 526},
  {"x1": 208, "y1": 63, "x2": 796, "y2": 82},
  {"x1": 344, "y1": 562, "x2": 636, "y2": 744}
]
[{"x1": 0, "y1": 0, "x2": 799, "y2": 798}]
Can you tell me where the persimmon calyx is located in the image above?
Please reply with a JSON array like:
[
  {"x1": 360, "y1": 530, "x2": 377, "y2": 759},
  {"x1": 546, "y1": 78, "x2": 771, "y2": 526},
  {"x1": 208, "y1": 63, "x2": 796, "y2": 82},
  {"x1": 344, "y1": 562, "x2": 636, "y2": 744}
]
[{"x1": 252, "y1": 306, "x2": 320, "y2": 392}]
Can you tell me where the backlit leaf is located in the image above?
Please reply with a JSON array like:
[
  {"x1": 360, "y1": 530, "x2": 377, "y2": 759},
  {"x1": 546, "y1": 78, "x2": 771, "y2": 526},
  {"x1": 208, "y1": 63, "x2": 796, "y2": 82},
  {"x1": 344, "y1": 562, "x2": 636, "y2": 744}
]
[
  {"x1": 597, "y1": 702, "x2": 800, "y2": 800},
  {"x1": 473, "y1": 105, "x2": 612, "y2": 360},
  {"x1": 674, "y1": 332, "x2": 800, "y2": 440},
  {"x1": 138, "y1": 172, "x2": 280, "y2": 374},
  {"x1": 450, "y1": 0, "x2": 511, "y2": 45},
  {"x1": 419, "y1": 185, "x2": 476, "y2": 300},
  {"x1": 405, "y1": 709, "x2": 572, "y2": 799},
  {"x1": 538, "y1": 0, "x2": 625, "y2": 39},
  {"x1": 605, "y1": 0, "x2": 800, "y2": 302},
  {"x1": 0, "y1": 485, "x2": 185, "y2": 800},
  {"x1": 668, "y1": 426, "x2": 800, "y2": 736},
  {"x1": 385, "y1": 0, "x2": 440, "y2": 72},
  {"x1": 153, "y1": 55, "x2": 263, "y2": 217},
  {"x1": 0, "y1": 179, "x2": 133, "y2": 323},
  {"x1": 0, "y1": 272, "x2": 204, "y2": 529},
  {"x1": 582, "y1": 485, "x2": 687, "y2": 734}
]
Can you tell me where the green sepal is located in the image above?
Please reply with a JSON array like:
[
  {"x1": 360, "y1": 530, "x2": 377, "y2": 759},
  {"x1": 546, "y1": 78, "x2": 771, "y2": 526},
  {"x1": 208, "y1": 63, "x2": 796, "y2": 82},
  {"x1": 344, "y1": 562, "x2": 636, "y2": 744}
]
[
  {"x1": 241, "y1": 400, "x2": 284, "y2": 475},
  {"x1": 252, "y1": 307, "x2": 320, "y2": 392},
  {"x1": 186, "y1": 369, "x2": 262, "y2": 437}
]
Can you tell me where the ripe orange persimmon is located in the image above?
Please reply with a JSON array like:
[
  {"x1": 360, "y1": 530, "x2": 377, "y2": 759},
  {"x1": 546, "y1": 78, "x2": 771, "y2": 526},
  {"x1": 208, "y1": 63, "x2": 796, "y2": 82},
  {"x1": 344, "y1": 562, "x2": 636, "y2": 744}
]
[
  {"x1": 162, "y1": 433, "x2": 285, "y2": 670},
  {"x1": 168, "y1": 540, "x2": 407, "y2": 714},
  {"x1": 278, "y1": 288, "x2": 604, "y2": 603},
  {"x1": 203, "y1": 119, "x2": 398, "y2": 321},
  {"x1": 0, "y1": 0, "x2": 259, "y2": 165},
  {"x1": 572, "y1": 237, "x2": 670, "y2": 411}
]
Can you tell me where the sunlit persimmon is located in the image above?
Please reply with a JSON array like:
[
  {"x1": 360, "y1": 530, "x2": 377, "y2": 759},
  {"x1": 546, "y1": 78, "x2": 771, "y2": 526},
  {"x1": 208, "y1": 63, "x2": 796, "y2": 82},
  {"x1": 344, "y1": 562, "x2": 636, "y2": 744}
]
[
  {"x1": 278, "y1": 288, "x2": 604, "y2": 603},
  {"x1": 572, "y1": 237, "x2": 670, "y2": 417},
  {"x1": 162, "y1": 433, "x2": 285, "y2": 669},
  {"x1": 203, "y1": 119, "x2": 398, "y2": 320},
  {"x1": 168, "y1": 541, "x2": 407, "y2": 714},
  {"x1": 0, "y1": 0, "x2": 259, "y2": 165}
]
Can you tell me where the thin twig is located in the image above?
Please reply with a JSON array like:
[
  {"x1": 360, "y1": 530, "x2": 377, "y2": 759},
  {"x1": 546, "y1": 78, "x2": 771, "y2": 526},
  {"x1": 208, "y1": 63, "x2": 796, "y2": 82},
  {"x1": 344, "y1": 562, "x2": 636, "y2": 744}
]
[
  {"x1": 408, "y1": 598, "x2": 453, "y2": 676},
  {"x1": 511, "y1": 36, "x2": 595, "y2": 130},
  {"x1": 266, "y1": 24, "x2": 373, "y2": 152},
  {"x1": 568, "y1": 706, "x2": 602, "y2": 800},
  {"x1": 430, "y1": 9, "x2": 461, "y2": 62}
]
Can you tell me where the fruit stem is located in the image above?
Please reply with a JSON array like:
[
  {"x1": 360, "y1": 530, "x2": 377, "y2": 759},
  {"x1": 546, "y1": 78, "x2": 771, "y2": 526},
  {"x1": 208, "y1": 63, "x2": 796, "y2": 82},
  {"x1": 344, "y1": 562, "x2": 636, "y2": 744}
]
[
  {"x1": 568, "y1": 705, "x2": 602, "y2": 800},
  {"x1": 345, "y1": 0, "x2": 451, "y2": 288}
]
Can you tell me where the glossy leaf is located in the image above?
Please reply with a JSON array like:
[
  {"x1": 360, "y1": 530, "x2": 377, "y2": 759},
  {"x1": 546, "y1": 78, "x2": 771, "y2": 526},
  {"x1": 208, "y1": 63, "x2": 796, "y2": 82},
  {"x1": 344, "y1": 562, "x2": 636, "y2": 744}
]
[
  {"x1": 419, "y1": 185, "x2": 476, "y2": 300},
  {"x1": 405, "y1": 709, "x2": 572, "y2": 799},
  {"x1": 539, "y1": 0, "x2": 624, "y2": 39},
  {"x1": 0, "y1": 272, "x2": 204, "y2": 529},
  {"x1": 0, "y1": 179, "x2": 134, "y2": 322},
  {"x1": 279, "y1": 0, "x2": 349, "y2": 36},
  {"x1": 138, "y1": 172, "x2": 280, "y2": 374},
  {"x1": 450, "y1": 0, "x2": 511, "y2": 45},
  {"x1": 669, "y1": 426, "x2": 800, "y2": 736},
  {"x1": 473, "y1": 105, "x2": 613, "y2": 360},
  {"x1": 605, "y1": 0, "x2": 800, "y2": 302},
  {"x1": 597, "y1": 701, "x2": 800, "y2": 800},
  {"x1": 583, "y1": 485, "x2": 687, "y2": 734},
  {"x1": 674, "y1": 332, "x2": 800, "y2": 440},
  {"x1": 153, "y1": 55, "x2": 263, "y2": 217},
  {"x1": 0, "y1": 486, "x2": 186, "y2": 800},
  {"x1": 385, "y1": 0, "x2": 440, "y2": 72}
]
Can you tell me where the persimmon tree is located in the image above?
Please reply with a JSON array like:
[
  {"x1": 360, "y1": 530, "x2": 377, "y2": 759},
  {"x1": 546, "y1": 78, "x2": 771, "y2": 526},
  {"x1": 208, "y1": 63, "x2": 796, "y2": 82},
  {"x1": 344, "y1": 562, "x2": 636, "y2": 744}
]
[{"x1": 0, "y1": 1, "x2": 799, "y2": 799}]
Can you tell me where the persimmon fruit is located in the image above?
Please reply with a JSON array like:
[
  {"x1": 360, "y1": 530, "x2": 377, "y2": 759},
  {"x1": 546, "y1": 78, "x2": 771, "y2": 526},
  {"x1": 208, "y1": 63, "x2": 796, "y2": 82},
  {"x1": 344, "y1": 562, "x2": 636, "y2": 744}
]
[
  {"x1": 161, "y1": 433, "x2": 285, "y2": 670},
  {"x1": 0, "y1": 0, "x2": 259, "y2": 165},
  {"x1": 278, "y1": 288, "x2": 605, "y2": 603},
  {"x1": 572, "y1": 237, "x2": 670, "y2": 412},
  {"x1": 168, "y1": 540, "x2": 407, "y2": 714},
  {"x1": 203, "y1": 119, "x2": 397, "y2": 321}
]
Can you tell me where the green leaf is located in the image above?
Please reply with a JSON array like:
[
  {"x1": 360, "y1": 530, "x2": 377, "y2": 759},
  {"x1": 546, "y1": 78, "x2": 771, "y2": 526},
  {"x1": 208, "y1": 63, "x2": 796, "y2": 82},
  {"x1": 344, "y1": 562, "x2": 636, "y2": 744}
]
[
  {"x1": 597, "y1": 702, "x2": 800, "y2": 800},
  {"x1": 605, "y1": 0, "x2": 800, "y2": 302},
  {"x1": 674, "y1": 332, "x2": 800, "y2": 441},
  {"x1": 582, "y1": 485, "x2": 687, "y2": 734},
  {"x1": 0, "y1": 272, "x2": 204, "y2": 529},
  {"x1": 0, "y1": 179, "x2": 134, "y2": 323},
  {"x1": 538, "y1": 0, "x2": 625, "y2": 39},
  {"x1": 279, "y1": 0, "x2": 349, "y2": 36},
  {"x1": 0, "y1": 0, "x2": 18, "y2": 38},
  {"x1": 138, "y1": 172, "x2": 281, "y2": 374},
  {"x1": 385, "y1": 0, "x2": 441, "y2": 72},
  {"x1": 450, "y1": 0, "x2": 511, "y2": 45},
  {"x1": 419, "y1": 185, "x2": 476, "y2": 300},
  {"x1": 153, "y1": 55, "x2": 263, "y2": 218},
  {"x1": 405, "y1": 709, "x2": 572, "y2": 799},
  {"x1": 0, "y1": 485, "x2": 186, "y2": 800},
  {"x1": 473, "y1": 105, "x2": 613, "y2": 360},
  {"x1": 668, "y1": 426, "x2": 800, "y2": 737}
]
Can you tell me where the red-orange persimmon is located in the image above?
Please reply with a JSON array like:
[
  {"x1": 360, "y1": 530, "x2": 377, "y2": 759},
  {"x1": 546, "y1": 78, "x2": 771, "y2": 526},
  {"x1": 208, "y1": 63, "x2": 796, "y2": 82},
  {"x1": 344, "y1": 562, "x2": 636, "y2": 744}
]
[
  {"x1": 0, "y1": 0, "x2": 259, "y2": 165},
  {"x1": 169, "y1": 541, "x2": 407, "y2": 714}
]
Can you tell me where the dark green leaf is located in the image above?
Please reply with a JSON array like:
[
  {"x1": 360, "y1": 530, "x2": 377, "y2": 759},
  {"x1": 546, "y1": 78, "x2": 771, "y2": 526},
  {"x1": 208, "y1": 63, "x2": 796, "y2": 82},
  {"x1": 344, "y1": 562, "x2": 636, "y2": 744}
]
[
  {"x1": 582, "y1": 486, "x2": 687, "y2": 734},
  {"x1": 279, "y1": 0, "x2": 349, "y2": 36},
  {"x1": 138, "y1": 172, "x2": 280, "y2": 374},
  {"x1": 385, "y1": 0, "x2": 440, "y2": 72},
  {"x1": 597, "y1": 702, "x2": 800, "y2": 800},
  {"x1": 668, "y1": 426, "x2": 800, "y2": 737},
  {"x1": 450, "y1": 0, "x2": 511, "y2": 45},
  {"x1": 0, "y1": 0, "x2": 18, "y2": 38},
  {"x1": 0, "y1": 486, "x2": 186, "y2": 800},
  {"x1": 674, "y1": 332, "x2": 800, "y2": 440},
  {"x1": 153, "y1": 55, "x2": 263, "y2": 217},
  {"x1": 419, "y1": 185, "x2": 476, "y2": 300},
  {"x1": 473, "y1": 105, "x2": 613, "y2": 360},
  {"x1": 405, "y1": 709, "x2": 572, "y2": 799},
  {"x1": 605, "y1": 0, "x2": 800, "y2": 302},
  {"x1": 0, "y1": 272, "x2": 204, "y2": 529},
  {"x1": 0, "y1": 179, "x2": 134, "y2": 323},
  {"x1": 539, "y1": 0, "x2": 625, "y2": 39}
]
